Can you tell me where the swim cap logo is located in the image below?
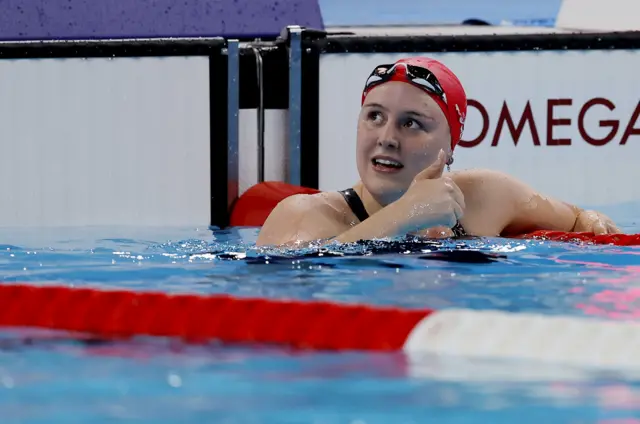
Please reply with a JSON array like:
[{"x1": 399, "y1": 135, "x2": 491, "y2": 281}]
[{"x1": 455, "y1": 104, "x2": 466, "y2": 136}]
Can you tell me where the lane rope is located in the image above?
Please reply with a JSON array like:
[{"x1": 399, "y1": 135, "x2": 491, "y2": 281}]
[{"x1": 1, "y1": 284, "x2": 639, "y2": 371}]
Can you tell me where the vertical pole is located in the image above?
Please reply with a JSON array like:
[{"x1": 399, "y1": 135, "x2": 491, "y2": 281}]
[
  {"x1": 287, "y1": 26, "x2": 303, "y2": 186},
  {"x1": 226, "y1": 39, "x2": 240, "y2": 211}
]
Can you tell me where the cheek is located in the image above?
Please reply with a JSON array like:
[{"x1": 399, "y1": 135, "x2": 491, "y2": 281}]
[
  {"x1": 355, "y1": 133, "x2": 369, "y2": 167},
  {"x1": 404, "y1": 135, "x2": 443, "y2": 169},
  {"x1": 356, "y1": 129, "x2": 376, "y2": 153},
  {"x1": 404, "y1": 135, "x2": 430, "y2": 157}
]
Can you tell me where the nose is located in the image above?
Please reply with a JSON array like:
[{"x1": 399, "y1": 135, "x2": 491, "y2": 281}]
[{"x1": 377, "y1": 122, "x2": 400, "y2": 150}]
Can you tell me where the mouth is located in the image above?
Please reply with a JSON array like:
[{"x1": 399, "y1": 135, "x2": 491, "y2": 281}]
[{"x1": 371, "y1": 157, "x2": 404, "y2": 172}]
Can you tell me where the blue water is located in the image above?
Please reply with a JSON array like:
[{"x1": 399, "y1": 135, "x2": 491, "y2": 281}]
[{"x1": 1, "y1": 212, "x2": 640, "y2": 423}]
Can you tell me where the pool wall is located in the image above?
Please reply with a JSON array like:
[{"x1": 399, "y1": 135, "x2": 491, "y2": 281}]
[{"x1": 0, "y1": 0, "x2": 638, "y2": 229}]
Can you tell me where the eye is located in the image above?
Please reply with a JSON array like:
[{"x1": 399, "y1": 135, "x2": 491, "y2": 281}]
[
  {"x1": 367, "y1": 111, "x2": 384, "y2": 123},
  {"x1": 403, "y1": 118, "x2": 423, "y2": 130}
]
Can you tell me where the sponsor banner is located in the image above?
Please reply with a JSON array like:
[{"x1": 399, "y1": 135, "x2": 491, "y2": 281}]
[
  {"x1": 318, "y1": 50, "x2": 640, "y2": 207},
  {"x1": 0, "y1": 56, "x2": 211, "y2": 226},
  {"x1": 557, "y1": 0, "x2": 640, "y2": 32}
]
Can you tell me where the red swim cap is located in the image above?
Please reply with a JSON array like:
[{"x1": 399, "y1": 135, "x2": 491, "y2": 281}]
[{"x1": 361, "y1": 57, "x2": 467, "y2": 150}]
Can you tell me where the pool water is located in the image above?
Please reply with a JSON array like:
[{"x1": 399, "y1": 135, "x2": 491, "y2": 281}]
[{"x1": 0, "y1": 209, "x2": 640, "y2": 423}]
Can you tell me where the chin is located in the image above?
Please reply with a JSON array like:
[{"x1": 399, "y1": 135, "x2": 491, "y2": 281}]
[
  {"x1": 365, "y1": 180, "x2": 406, "y2": 206},
  {"x1": 358, "y1": 163, "x2": 409, "y2": 204}
]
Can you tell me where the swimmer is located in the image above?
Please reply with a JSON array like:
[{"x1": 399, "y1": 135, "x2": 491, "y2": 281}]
[{"x1": 256, "y1": 57, "x2": 621, "y2": 246}]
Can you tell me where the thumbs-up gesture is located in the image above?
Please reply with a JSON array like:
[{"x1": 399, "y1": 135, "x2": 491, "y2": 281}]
[{"x1": 394, "y1": 149, "x2": 466, "y2": 233}]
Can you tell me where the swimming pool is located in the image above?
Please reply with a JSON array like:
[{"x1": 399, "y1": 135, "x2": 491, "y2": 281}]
[{"x1": 1, "y1": 204, "x2": 640, "y2": 423}]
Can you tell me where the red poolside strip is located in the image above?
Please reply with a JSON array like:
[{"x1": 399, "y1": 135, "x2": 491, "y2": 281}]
[{"x1": 516, "y1": 231, "x2": 640, "y2": 246}]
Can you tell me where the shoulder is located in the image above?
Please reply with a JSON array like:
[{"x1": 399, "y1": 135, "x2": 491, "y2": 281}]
[
  {"x1": 448, "y1": 168, "x2": 515, "y2": 197},
  {"x1": 450, "y1": 168, "x2": 543, "y2": 203},
  {"x1": 269, "y1": 191, "x2": 346, "y2": 218},
  {"x1": 256, "y1": 191, "x2": 350, "y2": 246},
  {"x1": 449, "y1": 168, "x2": 510, "y2": 184},
  {"x1": 446, "y1": 168, "x2": 524, "y2": 235},
  {"x1": 450, "y1": 168, "x2": 541, "y2": 208}
]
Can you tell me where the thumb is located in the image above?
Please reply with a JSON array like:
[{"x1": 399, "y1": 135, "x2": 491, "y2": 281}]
[{"x1": 415, "y1": 150, "x2": 446, "y2": 181}]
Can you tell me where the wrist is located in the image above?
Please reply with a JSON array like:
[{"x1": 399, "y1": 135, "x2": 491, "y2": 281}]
[
  {"x1": 379, "y1": 199, "x2": 410, "y2": 236},
  {"x1": 334, "y1": 200, "x2": 407, "y2": 243},
  {"x1": 386, "y1": 197, "x2": 430, "y2": 236}
]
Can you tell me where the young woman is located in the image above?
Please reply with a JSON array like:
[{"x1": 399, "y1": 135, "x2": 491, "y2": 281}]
[{"x1": 256, "y1": 57, "x2": 620, "y2": 246}]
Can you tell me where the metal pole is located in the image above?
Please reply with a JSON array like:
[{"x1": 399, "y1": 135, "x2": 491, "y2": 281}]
[
  {"x1": 250, "y1": 46, "x2": 265, "y2": 183},
  {"x1": 287, "y1": 26, "x2": 303, "y2": 186},
  {"x1": 226, "y1": 39, "x2": 240, "y2": 210}
]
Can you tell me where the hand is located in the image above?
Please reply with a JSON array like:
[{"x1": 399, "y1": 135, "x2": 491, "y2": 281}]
[
  {"x1": 411, "y1": 226, "x2": 455, "y2": 239},
  {"x1": 395, "y1": 149, "x2": 465, "y2": 233},
  {"x1": 572, "y1": 210, "x2": 622, "y2": 235}
]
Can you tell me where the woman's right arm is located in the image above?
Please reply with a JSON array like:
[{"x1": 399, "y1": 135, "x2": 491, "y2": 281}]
[
  {"x1": 255, "y1": 194, "x2": 339, "y2": 246},
  {"x1": 255, "y1": 193, "x2": 407, "y2": 246},
  {"x1": 335, "y1": 150, "x2": 465, "y2": 243},
  {"x1": 257, "y1": 150, "x2": 464, "y2": 247}
]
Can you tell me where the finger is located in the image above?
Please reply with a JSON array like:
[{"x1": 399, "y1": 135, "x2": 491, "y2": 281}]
[
  {"x1": 414, "y1": 149, "x2": 446, "y2": 181},
  {"x1": 443, "y1": 177, "x2": 466, "y2": 210},
  {"x1": 421, "y1": 226, "x2": 453, "y2": 238},
  {"x1": 592, "y1": 220, "x2": 607, "y2": 235},
  {"x1": 607, "y1": 222, "x2": 623, "y2": 234}
]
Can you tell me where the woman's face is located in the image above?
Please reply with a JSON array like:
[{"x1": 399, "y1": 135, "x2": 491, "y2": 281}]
[{"x1": 356, "y1": 81, "x2": 452, "y2": 205}]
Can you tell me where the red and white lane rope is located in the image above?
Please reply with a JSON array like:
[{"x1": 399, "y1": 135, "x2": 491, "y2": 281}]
[{"x1": 0, "y1": 284, "x2": 638, "y2": 371}]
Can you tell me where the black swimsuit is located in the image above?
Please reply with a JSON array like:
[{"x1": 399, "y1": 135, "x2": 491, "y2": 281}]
[{"x1": 338, "y1": 188, "x2": 468, "y2": 238}]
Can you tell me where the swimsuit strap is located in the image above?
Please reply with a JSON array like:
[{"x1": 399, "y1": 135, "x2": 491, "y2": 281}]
[{"x1": 338, "y1": 188, "x2": 370, "y2": 223}]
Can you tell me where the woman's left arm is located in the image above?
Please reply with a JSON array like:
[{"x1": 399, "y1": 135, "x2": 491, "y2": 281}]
[{"x1": 455, "y1": 169, "x2": 621, "y2": 236}]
